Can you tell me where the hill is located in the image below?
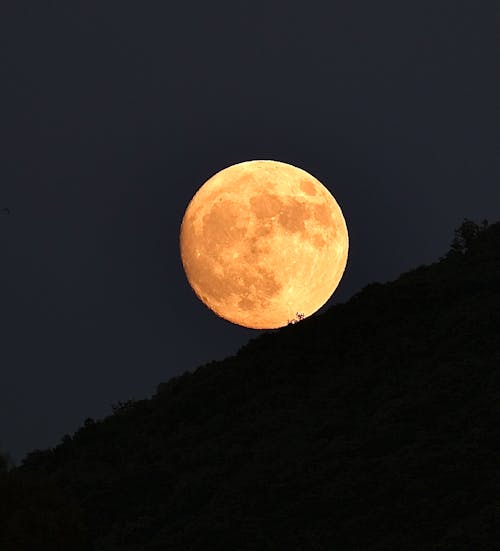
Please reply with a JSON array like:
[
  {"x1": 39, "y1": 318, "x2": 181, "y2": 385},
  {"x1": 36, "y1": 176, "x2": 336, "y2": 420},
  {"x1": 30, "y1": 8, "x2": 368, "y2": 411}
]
[{"x1": 2, "y1": 219, "x2": 499, "y2": 550}]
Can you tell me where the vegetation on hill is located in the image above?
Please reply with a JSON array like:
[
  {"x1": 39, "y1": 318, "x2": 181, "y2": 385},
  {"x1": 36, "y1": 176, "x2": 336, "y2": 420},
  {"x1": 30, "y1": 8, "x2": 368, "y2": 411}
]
[{"x1": 2, "y1": 219, "x2": 499, "y2": 550}]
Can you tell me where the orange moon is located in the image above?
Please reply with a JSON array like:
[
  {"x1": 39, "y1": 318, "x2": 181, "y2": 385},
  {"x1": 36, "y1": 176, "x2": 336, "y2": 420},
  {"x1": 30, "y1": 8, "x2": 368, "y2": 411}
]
[{"x1": 179, "y1": 160, "x2": 348, "y2": 329}]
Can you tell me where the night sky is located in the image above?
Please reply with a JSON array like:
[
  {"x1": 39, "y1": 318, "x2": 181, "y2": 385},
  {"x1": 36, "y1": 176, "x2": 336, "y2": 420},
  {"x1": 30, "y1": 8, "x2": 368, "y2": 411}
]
[{"x1": 0, "y1": 2, "x2": 496, "y2": 462}]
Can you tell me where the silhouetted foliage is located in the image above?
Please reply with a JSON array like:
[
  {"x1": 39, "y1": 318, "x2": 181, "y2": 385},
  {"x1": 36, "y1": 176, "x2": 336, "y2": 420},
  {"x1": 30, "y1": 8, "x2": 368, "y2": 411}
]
[
  {"x1": 448, "y1": 218, "x2": 488, "y2": 256},
  {"x1": 111, "y1": 400, "x2": 137, "y2": 415},
  {"x1": 288, "y1": 311, "x2": 305, "y2": 324},
  {"x1": 12, "y1": 219, "x2": 500, "y2": 549}
]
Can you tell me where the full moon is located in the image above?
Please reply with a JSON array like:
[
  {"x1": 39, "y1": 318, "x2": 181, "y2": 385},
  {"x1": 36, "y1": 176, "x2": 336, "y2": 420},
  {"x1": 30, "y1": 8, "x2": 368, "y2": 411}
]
[{"x1": 180, "y1": 160, "x2": 348, "y2": 329}]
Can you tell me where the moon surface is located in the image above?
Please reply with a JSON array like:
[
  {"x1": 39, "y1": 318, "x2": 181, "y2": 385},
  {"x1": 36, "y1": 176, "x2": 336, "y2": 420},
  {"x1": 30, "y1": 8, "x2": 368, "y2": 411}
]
[{"x1": 180, "y1": 160, "x2": 348, "y2": 329}]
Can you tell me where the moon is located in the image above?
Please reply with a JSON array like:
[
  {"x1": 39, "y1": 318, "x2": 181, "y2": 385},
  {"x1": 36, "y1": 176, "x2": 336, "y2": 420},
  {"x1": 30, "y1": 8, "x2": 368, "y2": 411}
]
[{"x1": 180, "y1": 160, "x2": 348, "y2": 329}]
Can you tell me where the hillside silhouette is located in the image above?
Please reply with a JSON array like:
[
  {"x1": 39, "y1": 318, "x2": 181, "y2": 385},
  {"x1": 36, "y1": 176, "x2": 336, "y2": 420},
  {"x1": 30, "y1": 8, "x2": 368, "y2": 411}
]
[{"x1": 2, "y1": 219, "x2": 499, "y2": 550}]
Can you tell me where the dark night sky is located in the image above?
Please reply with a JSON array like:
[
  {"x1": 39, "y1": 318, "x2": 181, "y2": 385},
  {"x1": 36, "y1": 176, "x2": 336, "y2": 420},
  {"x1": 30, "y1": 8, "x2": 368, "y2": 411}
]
[{"x1": 0, "y1": 2, "x2": 497, "y2": 462}]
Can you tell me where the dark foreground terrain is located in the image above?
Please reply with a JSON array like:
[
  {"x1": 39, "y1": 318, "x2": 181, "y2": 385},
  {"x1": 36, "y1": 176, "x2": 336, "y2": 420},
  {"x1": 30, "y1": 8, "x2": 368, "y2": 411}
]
[{"x1": 1, "y1": 219, "x2": 499, "y2": 550}]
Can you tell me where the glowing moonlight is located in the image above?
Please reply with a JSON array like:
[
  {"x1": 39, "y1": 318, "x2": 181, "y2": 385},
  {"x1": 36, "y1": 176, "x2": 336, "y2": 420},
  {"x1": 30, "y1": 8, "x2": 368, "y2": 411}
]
[{"x1": 180, "y1": 160, "x2": 348, "y2": 329}]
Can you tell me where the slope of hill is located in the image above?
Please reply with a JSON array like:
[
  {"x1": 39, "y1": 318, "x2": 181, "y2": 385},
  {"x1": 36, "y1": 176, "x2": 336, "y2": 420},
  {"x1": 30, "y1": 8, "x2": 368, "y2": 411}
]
[{"x1": 3, "y1": 220, "x2": 500, "y2": 550}]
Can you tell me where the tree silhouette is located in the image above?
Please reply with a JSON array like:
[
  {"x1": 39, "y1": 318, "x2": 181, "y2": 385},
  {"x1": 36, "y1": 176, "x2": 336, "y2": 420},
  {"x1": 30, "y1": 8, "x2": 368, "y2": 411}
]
[{"x1": 449, "y1": 218, "x2": 488, "y2": 255}]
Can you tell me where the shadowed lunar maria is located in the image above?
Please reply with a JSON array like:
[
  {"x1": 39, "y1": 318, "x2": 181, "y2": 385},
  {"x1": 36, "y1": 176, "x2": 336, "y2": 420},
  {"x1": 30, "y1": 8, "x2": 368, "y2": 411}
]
[{"x1": 180, "y1": 160, "x2": 348, "y2": 329}]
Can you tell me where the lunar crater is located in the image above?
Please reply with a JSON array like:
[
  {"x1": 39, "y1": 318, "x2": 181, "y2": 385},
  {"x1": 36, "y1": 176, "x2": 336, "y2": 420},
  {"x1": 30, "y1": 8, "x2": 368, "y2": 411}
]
[{"x1": 300, "y1": 179, "x2": 317, "y2": 195}]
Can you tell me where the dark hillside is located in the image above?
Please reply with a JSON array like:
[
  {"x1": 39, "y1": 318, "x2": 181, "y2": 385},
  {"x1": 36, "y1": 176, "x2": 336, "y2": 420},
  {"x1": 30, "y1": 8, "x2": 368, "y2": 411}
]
[{"x1": 4, "y1": 220, "x2": 500, "y2": 550}]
